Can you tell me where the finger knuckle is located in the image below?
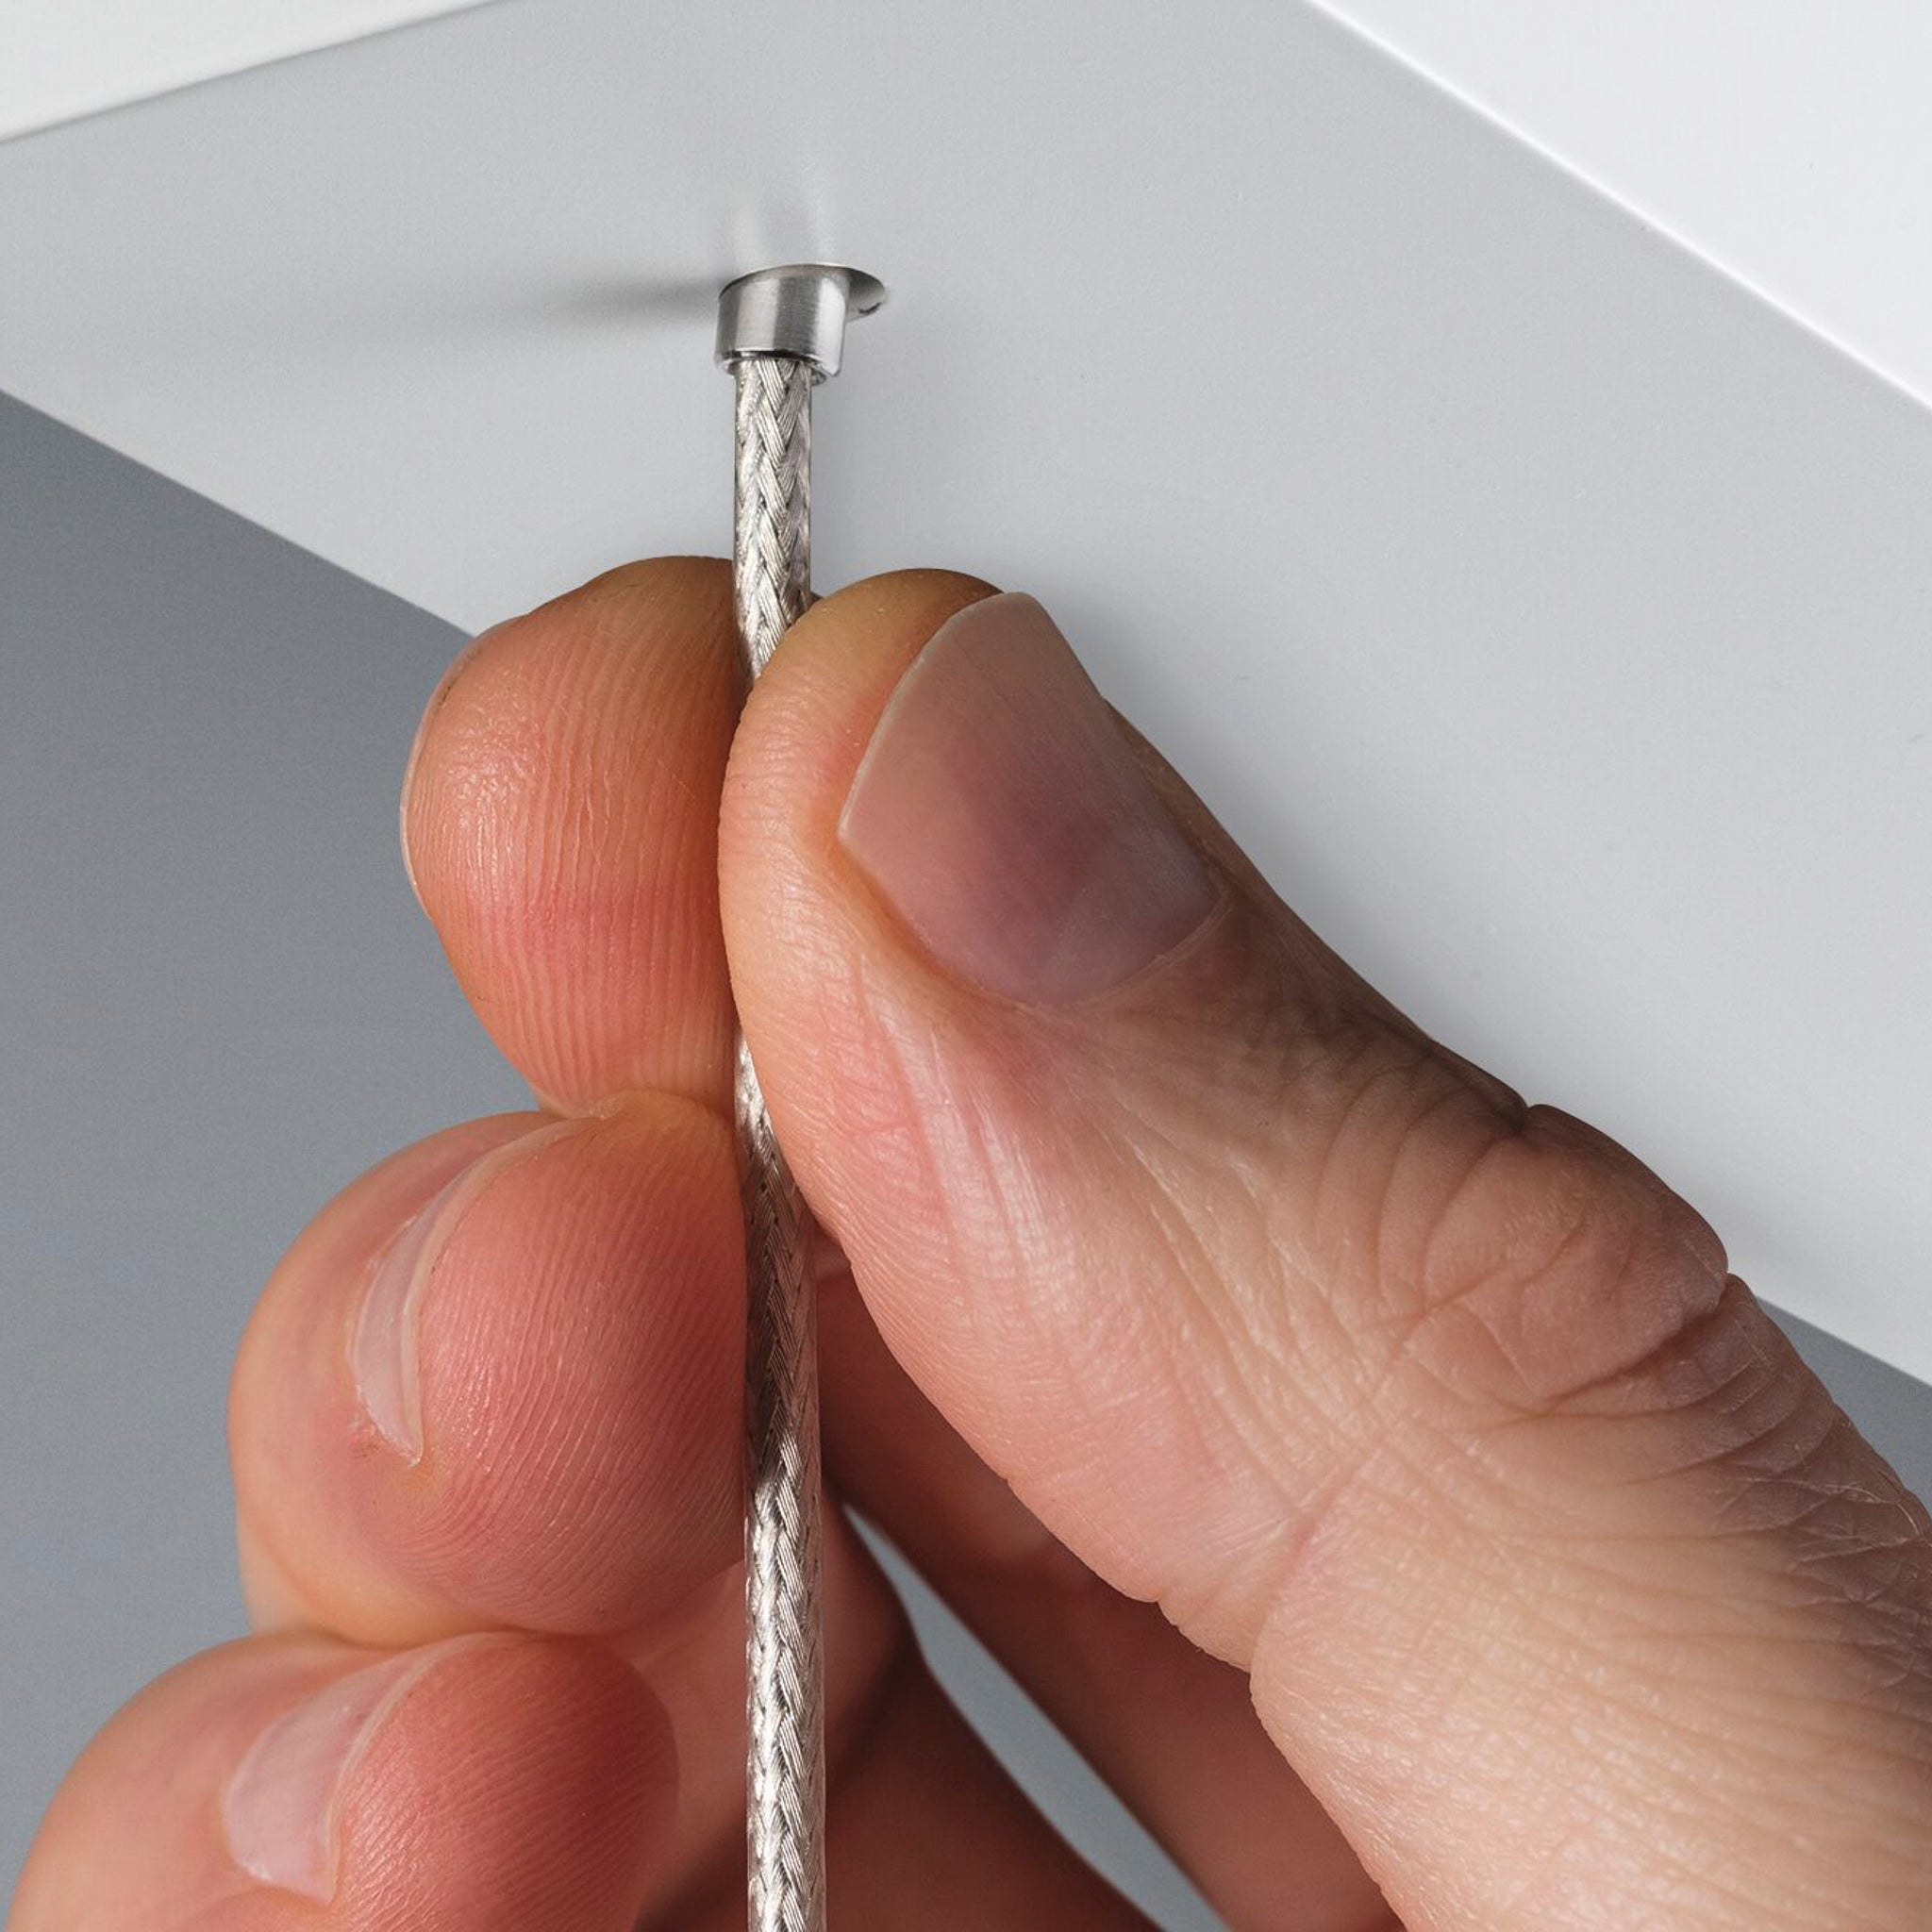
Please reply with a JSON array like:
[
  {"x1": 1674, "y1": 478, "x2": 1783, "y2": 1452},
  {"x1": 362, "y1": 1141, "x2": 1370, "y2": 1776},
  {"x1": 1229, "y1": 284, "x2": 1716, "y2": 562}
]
[{"x1": 1399, "y1": 1102, "x2": 1729, "y2": 1410}]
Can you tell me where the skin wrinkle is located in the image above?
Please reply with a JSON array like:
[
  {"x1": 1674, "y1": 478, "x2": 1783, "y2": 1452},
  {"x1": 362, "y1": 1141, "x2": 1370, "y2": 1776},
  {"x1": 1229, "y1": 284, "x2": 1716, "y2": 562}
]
[
  {"x1": 950, "y1": 1057, "x2": 1058, "y2": 1313},
  {"x1": 1030, "y1": 944, "x2": 1439, "y2": 1640},
  {"x1": 1517, "y1": 1557, "x2": 1926, "y2": 1852},
  {"x1": 1473, "y1": 1310, "x2": 1801, "y2": 1476},
  {"x1": 1726, "y1": 1394, "x2": 1868, "y2": 1491},
  {"x1": 1482, "y1": 1721, "x2": 1822, "y2": 1932},
  {"x1": 1139, "y1": 1146, "x2": 1311, "y2": 1438},
  {"x1": 1304, "y1": 1064, "x2": 1407, "y2": 1310},
  {"x1": 1153, "y1": 1246, "x2": 1352, "y2": 1647},
  {"x1": 1260, "y1": 1417, "x2": 1931, "y2": 1929},
  {"x1": 1473, "y1": 1357, "x2": 1806, "y2": 1513},
  {"x1": 1477, "y1": 1435, "x2": 1930, "y2": 1720},
  {"x1": 817, "y1": 975, "x2": 1151, "y2": 1515},
  {"x1": 1724, "y1": 1454, "x2": 1913, "y2": 1543},
  {"x1": 1533, "y1": 1554, "x2": 1929, "y2": 1743},
  {"x1": 1024, "y1": 1291, "x2": 1203, "y2": 1616},
  {"x1": 986, "y1": 997, "x2": 1347, "y2": 1642},
  {"x1": 1524, "y1": 1717, "x2": 1917, "y2": 1932},
  {"x1": 1485, "y1": 1675, "x2": 1810, "y2": 1922},
  {"x1": 1392, "y1": 1111, "x2": 1724, "y2": 1416},
  {"x1": 1510, "y1": 1810, "x2": 1790, "y2": 1932},
  {"x1": 1294, "y1": 1062, "x2": 1539, "y2": 1447},
  {"x1": 1502, "y1": 1322, "x2": 1932, "y2": 1701},
  {"x1": 883, "y1": 1011, "x2": 1019, "y2": 1349},
  {"x1": 1307, "y1": 1036, "x2": 1488, "y2": 1320},
  {"x1": 1249, "y1": 1426, "x2": 1468, "y2": 1714},
  {"x1": 835, "y1": 924, "x2": 1335, "y2": 1649},
  {"x1": 1090, "y1": 1084, "x2": 1317, "y2": 1450},
  {"x1": 1538, "y1": 1589, "x2": 1901, "y2": 1760},
  {"x1": 541, "y1": 732, "x2": 631, "y2": 1092},
  {"x1": 1236, "y1": 1042, "x2": 1932, "y2": 1916}
]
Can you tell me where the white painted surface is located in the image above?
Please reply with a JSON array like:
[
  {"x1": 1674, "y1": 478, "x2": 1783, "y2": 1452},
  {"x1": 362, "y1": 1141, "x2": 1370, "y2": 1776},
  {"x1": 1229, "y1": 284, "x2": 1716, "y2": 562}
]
[
  {"x1": 0, "y1": 0, "x2": 1926, "y2": 1385},
  {"x1": 1321, "y1": 0, "x2": 1932, "y2": 405},
  {"x1": 0, "y1": 0, "x2": 493, "y2": 142},
  {"x1": 10, "y1": 0, "x2": 1932, "y2": 415},
  {"x1": 11, "y1": 2, "x2": 1932, "y2": 415}
]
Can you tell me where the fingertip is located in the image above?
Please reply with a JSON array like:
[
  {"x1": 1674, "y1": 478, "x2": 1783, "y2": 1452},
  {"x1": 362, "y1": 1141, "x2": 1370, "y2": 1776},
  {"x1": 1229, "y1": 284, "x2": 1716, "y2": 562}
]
[
  {"x1": 729, "y1": 568, "x2": 998, "y2": 826},
  {"x1": 400, "y1": 556, "x2": 740, "y2": 1113},
  {"x1": 14, "y1": 1633, "x2": 672, "y2": 1932},
  {"x1": 330, "y1": 1633, "x2": 672, "y2": 1925},
  {"x1": 719, "y1": 564, "x2": 1001, "y2": 1090},
  {"x1": 799, "y1": 565, "x2": 1002, "y2": 639},
  {"x1": 381, "y1": 1094, "x2": 745, "y2": 1630},
  {"x1": 232, "y1": 1099, "x2": 743, "y2": 1645},
  {"x1": 230, "y1": 1113, "x2": 548, "y2": 1547}
]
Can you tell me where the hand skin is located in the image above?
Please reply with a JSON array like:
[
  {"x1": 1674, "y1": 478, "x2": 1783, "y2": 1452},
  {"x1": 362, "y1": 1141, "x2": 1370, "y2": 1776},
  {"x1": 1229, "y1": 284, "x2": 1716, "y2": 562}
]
[{"x1": 13, "y1": 558, "x2": 1931, "y2": 1931}]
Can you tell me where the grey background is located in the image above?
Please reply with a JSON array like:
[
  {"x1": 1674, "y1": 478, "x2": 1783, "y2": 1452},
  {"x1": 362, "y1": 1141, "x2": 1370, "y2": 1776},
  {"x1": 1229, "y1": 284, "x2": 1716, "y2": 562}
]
[{"x1": 3, "y1": 391, "x2": 1929, "y2": 1923}]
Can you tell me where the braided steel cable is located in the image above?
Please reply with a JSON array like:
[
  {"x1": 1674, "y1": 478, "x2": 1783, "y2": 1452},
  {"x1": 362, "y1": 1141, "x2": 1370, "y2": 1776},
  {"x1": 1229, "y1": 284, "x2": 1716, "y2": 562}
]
[{"x1": 731, "y1": 353, "x2": 827, "y2": 1932}]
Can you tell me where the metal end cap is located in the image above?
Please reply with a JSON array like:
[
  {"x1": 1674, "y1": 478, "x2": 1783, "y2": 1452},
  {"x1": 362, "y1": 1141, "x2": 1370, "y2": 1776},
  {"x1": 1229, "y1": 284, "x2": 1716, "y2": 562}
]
[{"x1": 715, "y1": 263, "x2": 885, "y2": 378}]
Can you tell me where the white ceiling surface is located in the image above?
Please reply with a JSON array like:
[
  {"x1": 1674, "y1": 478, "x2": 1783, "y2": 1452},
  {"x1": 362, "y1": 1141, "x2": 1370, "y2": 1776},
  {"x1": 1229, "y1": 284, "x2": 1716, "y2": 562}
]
[
  {"x1": 1323, "y1": 0, "x2": 1932, "y2": 407},
  {"x1": 0, "y1": 0, "x2": 1926, "y2": 1384},
  {"x1": 11, "y1": 4, "x2": 1932, "y2": 415},
  {"x1": 0, "y1": 0, "x2": 494, "y2": 141}
]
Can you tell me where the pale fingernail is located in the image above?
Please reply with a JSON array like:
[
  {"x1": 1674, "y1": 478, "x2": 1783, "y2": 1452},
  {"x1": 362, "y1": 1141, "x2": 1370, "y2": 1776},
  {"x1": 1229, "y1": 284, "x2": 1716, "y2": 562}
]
[
  {"x1": 839, "y1": 592, "x2": 1218, "y2": 1005},
  {"x1": 351, "y1": 1120, "x2": 568, "y2": 1460},
  {"x1": 222, "y1": 1642, "x2": 472, "y2": 1900}
]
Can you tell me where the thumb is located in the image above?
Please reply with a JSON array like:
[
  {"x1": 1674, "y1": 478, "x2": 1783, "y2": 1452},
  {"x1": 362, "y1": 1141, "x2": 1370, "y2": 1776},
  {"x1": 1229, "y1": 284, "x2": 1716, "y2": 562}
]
[
  {"x1": 721, "y1": 569, "x2": 1724, "y2": 1628},
  {"x1": 722, "y1": 574, "x2": 1932, "y2": 1925}
]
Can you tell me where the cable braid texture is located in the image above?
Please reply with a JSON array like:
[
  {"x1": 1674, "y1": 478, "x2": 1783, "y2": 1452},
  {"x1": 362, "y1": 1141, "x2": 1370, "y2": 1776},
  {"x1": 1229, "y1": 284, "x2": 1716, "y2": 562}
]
[{"x1": 731, "y1": 354, "x2": 827, "y2": 1932}]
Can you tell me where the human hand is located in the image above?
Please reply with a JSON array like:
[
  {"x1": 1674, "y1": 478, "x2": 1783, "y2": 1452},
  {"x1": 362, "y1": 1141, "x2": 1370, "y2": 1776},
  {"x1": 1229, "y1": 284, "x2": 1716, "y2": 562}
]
[{"x1": 16, "y1": 560, "x2": 1931, "y2": 1929}]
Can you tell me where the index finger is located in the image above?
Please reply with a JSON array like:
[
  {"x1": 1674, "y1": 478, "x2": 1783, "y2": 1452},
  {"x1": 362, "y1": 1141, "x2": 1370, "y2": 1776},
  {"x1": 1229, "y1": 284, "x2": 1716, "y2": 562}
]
[{"x1": 401, "y1": 556, "x2": 740, "y2": 1114}]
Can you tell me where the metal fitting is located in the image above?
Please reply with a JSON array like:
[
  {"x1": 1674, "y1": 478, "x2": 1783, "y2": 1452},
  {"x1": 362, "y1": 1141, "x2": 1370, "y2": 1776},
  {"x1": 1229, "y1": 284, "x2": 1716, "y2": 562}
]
[{"x1": 715, "y1": 262, "x2": 886, "y2": 378}]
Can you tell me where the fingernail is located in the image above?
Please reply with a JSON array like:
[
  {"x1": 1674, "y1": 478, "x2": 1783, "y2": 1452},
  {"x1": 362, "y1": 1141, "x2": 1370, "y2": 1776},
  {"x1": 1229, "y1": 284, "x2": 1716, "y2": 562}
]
[
  {"x1": 222, "y1": 1642, "x2": 470, "y2": 1900},
  {"x1": 400, "y1": 623, "x2": 502, "y2": 908},
  {"x1": 839, "y1": 593, "x2": 1218, "y2": 1005},
  {"x1": 352, "y1": 1121, "x2": 567, "y2": 1460}
]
